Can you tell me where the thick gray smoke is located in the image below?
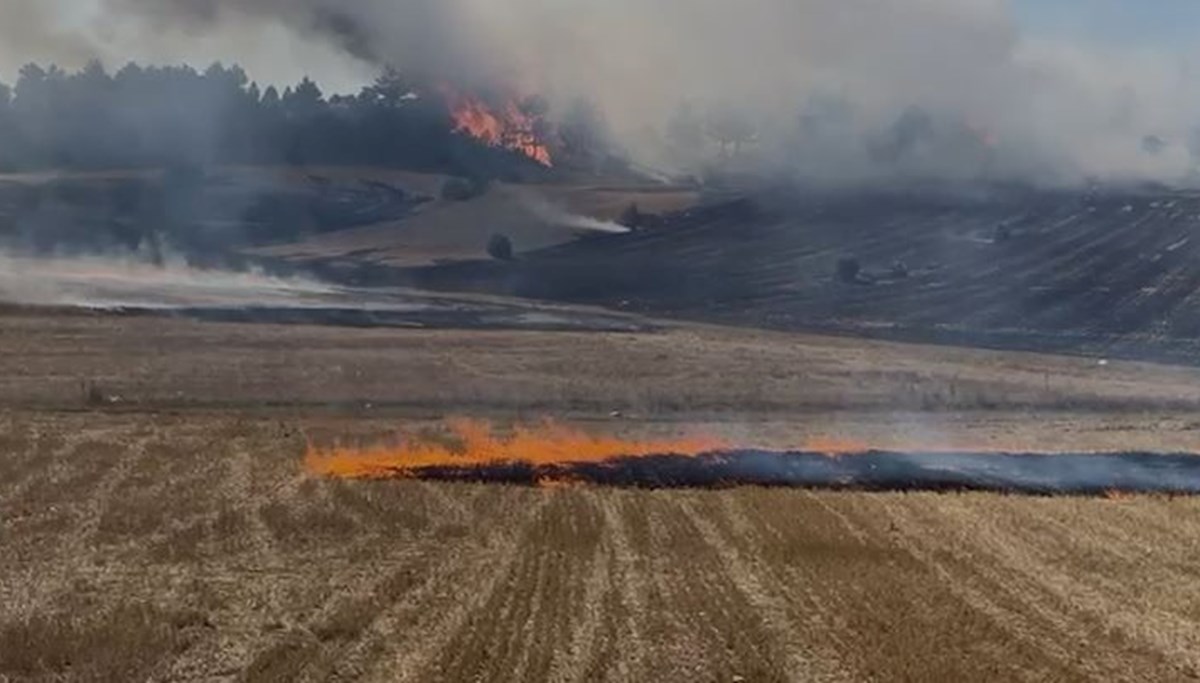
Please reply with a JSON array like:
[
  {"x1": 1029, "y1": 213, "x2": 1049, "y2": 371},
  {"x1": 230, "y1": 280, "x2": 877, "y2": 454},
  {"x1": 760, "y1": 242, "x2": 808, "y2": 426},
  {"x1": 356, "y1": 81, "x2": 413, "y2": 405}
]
[{"x1": 4, "y1": 0, "x2": 1199, "y2": 184}]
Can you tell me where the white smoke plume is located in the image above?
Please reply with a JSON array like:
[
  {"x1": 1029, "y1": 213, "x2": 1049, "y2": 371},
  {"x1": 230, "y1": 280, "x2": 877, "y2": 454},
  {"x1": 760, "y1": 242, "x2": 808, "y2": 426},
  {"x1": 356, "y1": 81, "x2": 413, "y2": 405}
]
[
  {"x1": 516, "y1": 190, "x2": 631, "y2": 234},
  {"x1": 2, "y1": 0, "x2": 1199, "y2": 183},
  {"x1": 0, "y1": 251, "x2": 341, "y2": 310}
]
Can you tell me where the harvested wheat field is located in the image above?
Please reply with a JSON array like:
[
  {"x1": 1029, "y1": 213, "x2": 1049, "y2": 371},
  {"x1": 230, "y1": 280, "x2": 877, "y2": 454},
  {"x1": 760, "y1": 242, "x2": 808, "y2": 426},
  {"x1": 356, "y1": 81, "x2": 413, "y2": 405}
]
[
  {"x1": 4, "y1": 311, "x2": 1200, "y2": 681},
  {"x1": 3, "y1": 412, "x2": 1200, "y2": 682}
]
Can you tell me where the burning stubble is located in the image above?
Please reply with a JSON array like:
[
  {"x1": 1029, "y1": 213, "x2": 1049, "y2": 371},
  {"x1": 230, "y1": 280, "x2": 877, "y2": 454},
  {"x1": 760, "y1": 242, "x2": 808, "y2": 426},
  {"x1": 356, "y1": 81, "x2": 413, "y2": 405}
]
[
  {"x1": 304, "y1": 418, "x2": 728, "y2": 479},
  {"x1": 306, "y1": 418, "x2": 1200, "y2": 495}
]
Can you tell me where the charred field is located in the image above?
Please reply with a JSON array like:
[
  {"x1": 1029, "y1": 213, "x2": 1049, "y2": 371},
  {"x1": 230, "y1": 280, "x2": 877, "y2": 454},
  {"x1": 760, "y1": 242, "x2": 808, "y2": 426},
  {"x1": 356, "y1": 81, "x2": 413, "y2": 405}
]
[
  {"x1": 345, "y1": 450, "x2": 1200, "y2": 496},
  {"x1": 400, "y1": 184, "x2": 1200, "y2": 365}
]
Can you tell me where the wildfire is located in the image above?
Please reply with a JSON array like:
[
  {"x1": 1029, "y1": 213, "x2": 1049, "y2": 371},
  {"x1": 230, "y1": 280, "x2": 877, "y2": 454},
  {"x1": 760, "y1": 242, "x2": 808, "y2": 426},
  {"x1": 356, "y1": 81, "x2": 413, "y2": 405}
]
[
  {"x1": 442, "y1": 88, "x2": 553, "y2": 166},
  {"x1": 305, "y1": 418, "x2": 726, "y2": 480},
  {"x1": 302, "y1": 420, "x2": 1200, "y2": 495}
]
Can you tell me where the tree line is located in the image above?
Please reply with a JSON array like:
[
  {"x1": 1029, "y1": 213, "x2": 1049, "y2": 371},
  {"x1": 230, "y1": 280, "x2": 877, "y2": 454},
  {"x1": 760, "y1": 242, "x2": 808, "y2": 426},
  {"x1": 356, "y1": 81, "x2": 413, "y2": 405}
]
[{"x1": 0, "y1": 60, "x2": 547, "y2": 175}]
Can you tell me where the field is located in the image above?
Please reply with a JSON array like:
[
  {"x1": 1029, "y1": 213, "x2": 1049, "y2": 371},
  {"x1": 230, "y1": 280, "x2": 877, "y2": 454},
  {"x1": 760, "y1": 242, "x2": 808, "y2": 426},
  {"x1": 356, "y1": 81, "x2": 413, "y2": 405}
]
[
  {"x1": 4, "y1": 310, "x2": 1200, "y2": 681},
  {"x1": 408, "y1": 188, "x2": 1200, "y2": 365},
  {"x1": 7, "y1": 170, "x2": 1200, "y2": 680},
  {"x1": 249, "y1": 180, "x2": 700, "y2": 267}
]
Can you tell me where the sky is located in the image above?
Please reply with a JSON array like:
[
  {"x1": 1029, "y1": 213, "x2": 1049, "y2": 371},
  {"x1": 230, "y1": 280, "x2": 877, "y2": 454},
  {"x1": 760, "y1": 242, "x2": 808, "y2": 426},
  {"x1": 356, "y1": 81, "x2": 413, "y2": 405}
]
[
  {"x1": 1013, "y1": 0, "x2": 1200, "y2": 53},
  {"x1": 8, "y1": 0, "x2": 1200, "y2": 88}
]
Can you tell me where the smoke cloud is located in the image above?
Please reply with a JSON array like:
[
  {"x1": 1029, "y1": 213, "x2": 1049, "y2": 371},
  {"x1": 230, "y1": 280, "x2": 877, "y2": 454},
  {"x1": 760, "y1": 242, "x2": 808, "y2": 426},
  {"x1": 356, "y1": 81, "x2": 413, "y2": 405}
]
[{"x1": 3, "y1": 0, "x2": 1199, "y2": 183}]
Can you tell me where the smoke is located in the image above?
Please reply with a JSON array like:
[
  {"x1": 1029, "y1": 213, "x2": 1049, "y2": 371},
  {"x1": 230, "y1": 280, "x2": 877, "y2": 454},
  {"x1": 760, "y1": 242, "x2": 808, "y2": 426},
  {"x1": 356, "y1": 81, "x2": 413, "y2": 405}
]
[
  {"x1": 517, "y1": 191, "x2": 631, "y2": 234},
  {"x1": 3, "y1": 0, "x2": 1200, "y2": 184},
  {"x1": 0, "y1": 0, "x2": 374, "y2": 92},
  {"x1": 0, "y1": 250, "x2": 340, "y2": 309},
  {"x1": 0, "y1": 2, "x2": 99, "y2": 69}
]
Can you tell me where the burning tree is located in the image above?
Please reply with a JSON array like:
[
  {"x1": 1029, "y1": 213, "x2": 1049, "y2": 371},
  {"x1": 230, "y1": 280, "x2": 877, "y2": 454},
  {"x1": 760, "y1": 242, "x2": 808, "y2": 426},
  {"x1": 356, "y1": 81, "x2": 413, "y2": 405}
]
[{"x1": 441, "y1": 87, "x2": 554, "y2": 167}]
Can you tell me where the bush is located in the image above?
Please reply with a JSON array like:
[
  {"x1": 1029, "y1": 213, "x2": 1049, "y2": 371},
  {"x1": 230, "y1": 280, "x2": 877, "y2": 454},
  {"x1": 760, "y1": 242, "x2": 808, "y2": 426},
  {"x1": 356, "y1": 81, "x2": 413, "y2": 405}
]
[
  {"x1": 441, "y1": 176, "x2": 488, "y2": 202},
  {"x1": 836, "y1": 257, "x2": 861, "y2": 284},
  {"x1": 487, "y1": 233, "x2": 514, "y2": 261}
]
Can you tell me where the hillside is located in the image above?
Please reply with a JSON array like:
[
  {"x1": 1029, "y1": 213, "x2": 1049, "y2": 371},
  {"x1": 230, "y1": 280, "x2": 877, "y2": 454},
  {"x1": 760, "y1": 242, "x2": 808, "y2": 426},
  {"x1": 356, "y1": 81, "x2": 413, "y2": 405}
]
[
  {"x1": 0, "y1": 167, "x2": 699, "y2": 269},
  {"x1": 404, "y1": 186, "x2": 1200, "y2": 364}
]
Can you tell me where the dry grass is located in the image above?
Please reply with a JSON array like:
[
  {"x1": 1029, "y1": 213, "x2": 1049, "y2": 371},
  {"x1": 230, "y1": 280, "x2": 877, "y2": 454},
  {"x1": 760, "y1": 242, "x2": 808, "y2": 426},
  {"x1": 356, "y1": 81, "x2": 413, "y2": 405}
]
[
  {"x1": 3, "y1": 413, "x2": 1200, "y2": 681},
  {"x1": 5, "y1": 310, "x2": 1200, "y2": 423}
]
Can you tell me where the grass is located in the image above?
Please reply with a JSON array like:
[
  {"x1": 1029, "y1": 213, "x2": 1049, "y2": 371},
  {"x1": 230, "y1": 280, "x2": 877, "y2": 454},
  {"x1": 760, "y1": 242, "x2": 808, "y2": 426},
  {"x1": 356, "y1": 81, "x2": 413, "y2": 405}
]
[{"x1": 6, "y1": 311, "x2": 1200, "y2": 418}]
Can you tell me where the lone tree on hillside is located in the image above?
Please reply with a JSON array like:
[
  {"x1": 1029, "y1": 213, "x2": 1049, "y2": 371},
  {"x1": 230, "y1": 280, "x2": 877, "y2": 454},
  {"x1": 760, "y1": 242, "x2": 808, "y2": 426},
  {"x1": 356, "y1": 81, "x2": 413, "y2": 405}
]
[{"x1": 487, "y1": 233, "x2": 514, "y2": 261}]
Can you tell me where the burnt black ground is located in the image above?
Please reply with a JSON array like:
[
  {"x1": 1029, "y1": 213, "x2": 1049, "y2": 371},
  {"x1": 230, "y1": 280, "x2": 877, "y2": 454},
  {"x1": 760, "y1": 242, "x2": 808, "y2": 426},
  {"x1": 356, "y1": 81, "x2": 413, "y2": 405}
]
[
  {"x1": 392, "y1": 186, "x2": 1200, "y2": 365},
  {"x1": 405, "y1": 450, "x2": 1200, "y2": 495},
  {"x1": 161, "y1": 303, "x2": 653, "y2": 331}
]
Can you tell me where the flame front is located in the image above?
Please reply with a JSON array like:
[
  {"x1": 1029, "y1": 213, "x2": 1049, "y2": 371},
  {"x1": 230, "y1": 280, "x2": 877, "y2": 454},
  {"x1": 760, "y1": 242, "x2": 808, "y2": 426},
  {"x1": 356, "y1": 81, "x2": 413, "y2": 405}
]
[
  {"x1": 305, "y1": 419, "x2": 725, "y2": 480},
  {"x1": 443, "y1": 89, "x2": 553, "y2": 166}
]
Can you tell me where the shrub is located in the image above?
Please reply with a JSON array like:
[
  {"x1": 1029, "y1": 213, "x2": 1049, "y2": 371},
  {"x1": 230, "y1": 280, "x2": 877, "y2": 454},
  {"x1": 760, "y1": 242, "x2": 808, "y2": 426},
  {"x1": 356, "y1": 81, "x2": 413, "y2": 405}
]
[{"x1": 487, "y1": 233, "x2": 514, "y2": 261}]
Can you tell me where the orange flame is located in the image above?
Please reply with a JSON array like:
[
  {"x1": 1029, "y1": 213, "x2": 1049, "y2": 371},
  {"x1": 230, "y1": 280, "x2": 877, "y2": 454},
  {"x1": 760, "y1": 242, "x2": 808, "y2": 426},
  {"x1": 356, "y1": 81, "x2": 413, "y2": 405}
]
[
  {"x1": 305, "y1": 419, "x2": 725, "y2": 480},
  {"x1": 443, "y1": 88, "x2": 553, "y2": 166}
]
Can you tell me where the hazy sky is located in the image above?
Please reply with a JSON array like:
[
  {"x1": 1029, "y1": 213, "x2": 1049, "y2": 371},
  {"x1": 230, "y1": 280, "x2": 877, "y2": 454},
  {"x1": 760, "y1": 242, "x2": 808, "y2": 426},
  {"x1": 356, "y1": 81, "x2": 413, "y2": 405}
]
[
  {"x1": 8, "y1": 0, "x2": 1200, "y2": 89},
  {"x1": 1013, "y1": 0, "x2": 1200, "y2": 51},
  {"x1": 0, "y1": 0, "x2": 375, "y2": 90}
]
